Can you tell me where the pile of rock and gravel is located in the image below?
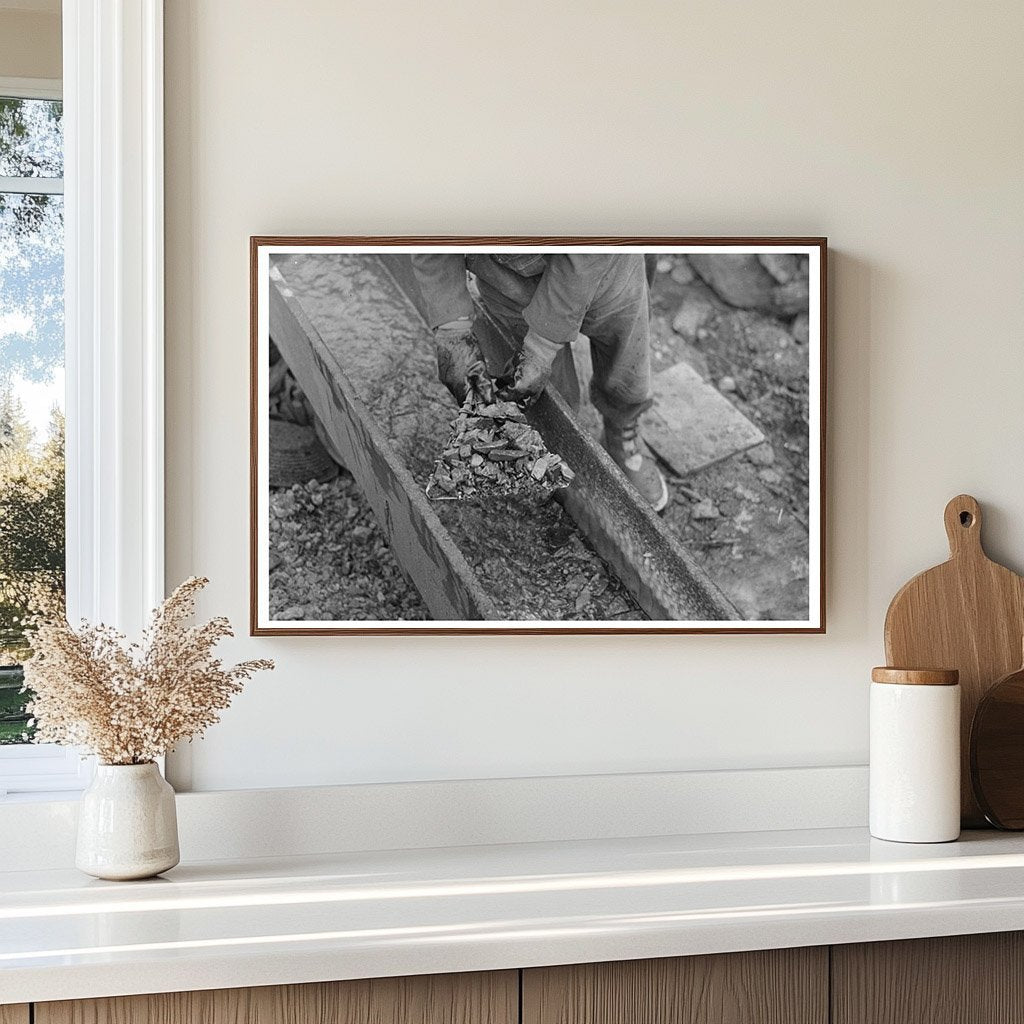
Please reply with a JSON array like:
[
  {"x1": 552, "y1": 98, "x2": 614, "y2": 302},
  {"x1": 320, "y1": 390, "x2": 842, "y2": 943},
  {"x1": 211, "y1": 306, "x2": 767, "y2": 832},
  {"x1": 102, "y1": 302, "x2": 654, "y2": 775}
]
[{"x1": 426, "y1": 398, "x2": 575, "y2": 500}]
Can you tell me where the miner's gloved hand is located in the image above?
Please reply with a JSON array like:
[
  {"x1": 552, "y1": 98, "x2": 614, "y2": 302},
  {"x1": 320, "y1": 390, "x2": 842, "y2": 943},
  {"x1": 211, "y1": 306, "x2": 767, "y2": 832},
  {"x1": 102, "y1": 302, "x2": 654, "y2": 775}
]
[
  {"x1": 433, "y1": 318, "x2": 494, "y2": 405},
  {"x1": 499, "y1": 329, "x2": 563, "y2": 408}
]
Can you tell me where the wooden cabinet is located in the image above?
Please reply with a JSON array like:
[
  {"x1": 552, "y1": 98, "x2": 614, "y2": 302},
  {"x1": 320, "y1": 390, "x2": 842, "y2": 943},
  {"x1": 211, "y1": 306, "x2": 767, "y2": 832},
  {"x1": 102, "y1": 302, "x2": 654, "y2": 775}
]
[
  {"x1": 522, "y1": 948, "x2": 828, "y2": 1024},
  {"x1": 14, "y1": 933, "x2": 1024, "y2": 1024},
  {"x1": 34, "y1": 972, "x2": 517, "y2": 1024},
  {"x1": 832, "y1": 932, "x2": 1024, "y2": 1024}
]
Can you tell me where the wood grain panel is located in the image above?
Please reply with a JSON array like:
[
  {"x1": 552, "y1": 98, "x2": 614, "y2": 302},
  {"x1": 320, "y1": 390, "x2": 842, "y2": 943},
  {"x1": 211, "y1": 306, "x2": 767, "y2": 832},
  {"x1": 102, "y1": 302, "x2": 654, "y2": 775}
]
[
  {"x1": 36, "y1": 971, "x2": 517, "y2": 1024},
  {"x1": 0, "y1": 1006, "x2": 30, "y2": 1024},
  {"x1": 522, "y1": 949, "x2": 828, "y2": 1024},
  {"x1": 884, "y1": 493, "x2": 1024, "y2": 825},
  {"x1": 832, "y1": 933, "x2": 1024, "y2": 1024}
]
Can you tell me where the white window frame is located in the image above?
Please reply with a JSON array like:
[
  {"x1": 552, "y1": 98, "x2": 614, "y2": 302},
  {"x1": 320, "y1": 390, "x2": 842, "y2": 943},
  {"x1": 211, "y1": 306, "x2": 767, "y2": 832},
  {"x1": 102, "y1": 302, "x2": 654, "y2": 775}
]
[{"x1": 0, "y1": 0, "x2": 164, "y2": 797}]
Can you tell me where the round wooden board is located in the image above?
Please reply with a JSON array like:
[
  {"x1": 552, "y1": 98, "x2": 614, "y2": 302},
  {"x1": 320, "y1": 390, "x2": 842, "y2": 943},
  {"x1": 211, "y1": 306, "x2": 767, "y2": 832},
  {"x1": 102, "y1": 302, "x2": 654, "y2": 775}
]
[{"x1": 971, "y1": 662, "x2": 1024, "y2": 829}]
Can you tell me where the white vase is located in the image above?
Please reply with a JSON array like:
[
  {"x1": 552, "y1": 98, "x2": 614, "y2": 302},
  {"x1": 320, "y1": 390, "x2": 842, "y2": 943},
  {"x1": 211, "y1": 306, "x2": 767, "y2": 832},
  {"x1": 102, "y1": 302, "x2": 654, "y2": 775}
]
[{"x1": 76, "y1": 762, "x2": 180, "y2": 880}]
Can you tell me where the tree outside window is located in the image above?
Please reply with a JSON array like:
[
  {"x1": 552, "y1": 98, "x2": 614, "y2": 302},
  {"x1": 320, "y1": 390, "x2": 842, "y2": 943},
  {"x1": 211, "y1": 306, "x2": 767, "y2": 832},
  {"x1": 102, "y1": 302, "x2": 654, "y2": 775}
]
[{"x1": 0, "y1": 94, "x2": 65, "y2": 744}]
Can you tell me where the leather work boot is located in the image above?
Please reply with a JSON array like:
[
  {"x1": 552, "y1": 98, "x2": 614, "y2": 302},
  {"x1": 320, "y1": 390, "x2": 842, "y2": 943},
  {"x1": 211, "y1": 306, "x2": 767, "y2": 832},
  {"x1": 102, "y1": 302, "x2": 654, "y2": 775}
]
[{"x1": 601, "y1": 421, "x2": 669, "y2": 512}]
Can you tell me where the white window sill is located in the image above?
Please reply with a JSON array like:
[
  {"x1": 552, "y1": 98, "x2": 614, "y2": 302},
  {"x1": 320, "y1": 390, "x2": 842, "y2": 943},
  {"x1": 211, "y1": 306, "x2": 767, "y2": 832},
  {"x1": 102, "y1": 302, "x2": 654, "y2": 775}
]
[
  {"x1": 0, "y1": 789, "x2": 86, "y2": 804},
  {"x1": 0, "y1": 746, "x2": 94, "y2": 801}
]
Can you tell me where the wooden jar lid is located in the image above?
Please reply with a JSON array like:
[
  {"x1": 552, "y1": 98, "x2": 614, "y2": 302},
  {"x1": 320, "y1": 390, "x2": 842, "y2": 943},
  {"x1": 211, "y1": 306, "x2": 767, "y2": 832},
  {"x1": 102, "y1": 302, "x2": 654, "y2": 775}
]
[{"x1": 871, "y1": 667, "x2": 960, "y2": 686}]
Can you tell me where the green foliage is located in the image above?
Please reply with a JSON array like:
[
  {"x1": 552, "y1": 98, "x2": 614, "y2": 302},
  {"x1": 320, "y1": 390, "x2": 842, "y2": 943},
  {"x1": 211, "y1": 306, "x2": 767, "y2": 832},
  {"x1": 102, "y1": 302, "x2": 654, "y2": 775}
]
[
  {"x1": 0, "y1": 390, "x2": 65, "y2": 665},
  {"x1": 0, "y1": 665, "x2": 31, "y2": 743},
  {"x1": 0, "y1": 97, "x2": 62, "y2": 178}
]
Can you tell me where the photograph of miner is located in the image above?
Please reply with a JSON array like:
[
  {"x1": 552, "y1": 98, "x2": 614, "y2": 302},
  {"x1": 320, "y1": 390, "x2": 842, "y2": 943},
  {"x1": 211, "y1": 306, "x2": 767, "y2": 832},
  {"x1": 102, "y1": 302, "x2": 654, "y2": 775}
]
[
  {"x1": 414, "y1": 253, "x2": 668, "y2": 512},
  {"x1": 260, "y1": 246, "x2": 820, "y2": 628}
]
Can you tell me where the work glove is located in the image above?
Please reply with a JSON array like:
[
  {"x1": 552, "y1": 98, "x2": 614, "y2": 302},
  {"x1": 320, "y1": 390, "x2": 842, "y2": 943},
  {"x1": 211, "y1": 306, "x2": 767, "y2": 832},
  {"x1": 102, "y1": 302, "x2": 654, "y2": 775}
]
[
  {"x1": 498, "y1": 328, "x2": 563, "y2": 409},
  {"x1": 433, "y1": 318, "x2": 494, "y2": 405}
]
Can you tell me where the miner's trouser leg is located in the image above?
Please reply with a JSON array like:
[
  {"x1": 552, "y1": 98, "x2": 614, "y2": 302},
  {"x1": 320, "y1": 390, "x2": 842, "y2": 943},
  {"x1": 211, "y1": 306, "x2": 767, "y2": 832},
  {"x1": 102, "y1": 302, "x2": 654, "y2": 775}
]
[{"x1": 475, "y1": 261, "x2": 653, "y2": 429}]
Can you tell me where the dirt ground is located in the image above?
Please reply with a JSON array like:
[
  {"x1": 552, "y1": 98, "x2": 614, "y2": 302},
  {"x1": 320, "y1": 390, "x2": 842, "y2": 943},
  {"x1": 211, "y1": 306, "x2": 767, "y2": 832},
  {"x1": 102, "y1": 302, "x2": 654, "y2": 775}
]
[
  {"x1": 647, "y1": 258, "x2": 810, "y2": 619},
  {"x1": 268, "y1": 254, "x2": 811, "y2": 622},
  {"x1": 269, "y1": 473, "x2": 429, "y2": 621}
]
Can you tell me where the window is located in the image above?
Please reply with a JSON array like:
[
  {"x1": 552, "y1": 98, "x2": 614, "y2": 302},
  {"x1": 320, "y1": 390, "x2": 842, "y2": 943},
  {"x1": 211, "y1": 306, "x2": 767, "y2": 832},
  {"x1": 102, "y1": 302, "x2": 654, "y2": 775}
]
[
  {"x1": 0, "y1": 87, "x2": 65, "y2": 736},
  {"x1": 0, "y1": 79, "x2": 82, "y2": 794}
]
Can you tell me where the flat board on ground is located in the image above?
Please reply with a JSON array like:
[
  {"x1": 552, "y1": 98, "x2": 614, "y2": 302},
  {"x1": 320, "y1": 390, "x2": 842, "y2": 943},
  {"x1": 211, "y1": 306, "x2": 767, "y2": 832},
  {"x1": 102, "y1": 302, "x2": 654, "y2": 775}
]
[
  {"x1": 572, "y1": 341, "x2": 764, "y2": 477},
  {"x1": 645, "y1": 361, "x2": 766, "y2": 477}
]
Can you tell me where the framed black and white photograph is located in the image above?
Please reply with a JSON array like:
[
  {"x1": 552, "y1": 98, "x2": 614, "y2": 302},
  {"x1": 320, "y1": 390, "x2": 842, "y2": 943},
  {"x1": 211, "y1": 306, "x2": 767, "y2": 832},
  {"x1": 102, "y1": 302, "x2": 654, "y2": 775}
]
[{"x1": 250, "y1": 238, "x2": 825, "y2": 634}]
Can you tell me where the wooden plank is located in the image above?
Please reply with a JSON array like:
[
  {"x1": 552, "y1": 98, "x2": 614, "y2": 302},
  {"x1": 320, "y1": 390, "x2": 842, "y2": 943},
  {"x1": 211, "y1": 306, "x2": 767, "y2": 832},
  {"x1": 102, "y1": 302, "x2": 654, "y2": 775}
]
[
  {"x1": 269, "y1": 270, "x2": 500, "y2": 621},
  {"x1": 36, "y1": 971, "x2": 518, "y2": 1024},
  {"x1": 572, "y1": 341, "x2": 766, "y2": 477},
  {"x1": 0, "y1": 1006, "x2": 29, "y2": 1024},
  {"x1": 832, "y1": 933, "x2": 1024, "y2": 1024},
  {"x1": 645, "y1": 362, "x2": 765, "y2": 476},
  {"x1": 379, "y1": 254, "x2": 740, "y2": 622},
  {"x1": 523, "y1": 950, "x2": 828, "y2": 1024}
]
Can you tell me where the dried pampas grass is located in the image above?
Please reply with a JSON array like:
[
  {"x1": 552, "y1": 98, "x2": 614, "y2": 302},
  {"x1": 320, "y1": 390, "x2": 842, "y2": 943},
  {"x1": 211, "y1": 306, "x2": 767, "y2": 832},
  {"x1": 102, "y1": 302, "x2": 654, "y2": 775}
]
[{"x1": 23, "y1": 577, "x2": 273, "y2": 765}]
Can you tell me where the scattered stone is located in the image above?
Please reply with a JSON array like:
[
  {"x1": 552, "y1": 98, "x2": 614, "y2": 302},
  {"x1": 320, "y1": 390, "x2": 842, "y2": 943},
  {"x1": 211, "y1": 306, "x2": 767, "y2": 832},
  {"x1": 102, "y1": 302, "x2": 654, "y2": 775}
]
[
  {"x1": 670, "y1": 258, "x2": 696, "y2": 284},
  {"x1": 691, "y1": 253, "x2": 811, "y2": 317},
  {"x1": 758, "y1": 253, "x2": 801, "y2": 284},
  {"x1": 766, "y1": 576, "x2": 810, "y2": 620},
  {"x1": 268, "y1": 472, "x2": 430, "y2": 621},
  {"x1": 747, "y1": 443, "x2": 775, "y2": 467},
  {"x1": 689, "y1": 254, "x2": 778, "y2": 310},
  {"x1": 718, "y1": 375, "x2": 736, "y2": 393},
  {"x1": 772, "y1": 278, "x2": 810, "y2": 317},
  {"x1": 671, "y1": 296, "x2": 717, "y2": 341},
  {"x1": 691, "y1": 498, "x2": 721, "y2": 521},
  {"x1": 791, "y1": 311, "x2": 810, "y2": 345},
  {"x1": 656, "y1": 256, "x2": 673, "y2": 274},
  {"x1": 758, "y1": 467, "x2": 784, "y2": 486}
]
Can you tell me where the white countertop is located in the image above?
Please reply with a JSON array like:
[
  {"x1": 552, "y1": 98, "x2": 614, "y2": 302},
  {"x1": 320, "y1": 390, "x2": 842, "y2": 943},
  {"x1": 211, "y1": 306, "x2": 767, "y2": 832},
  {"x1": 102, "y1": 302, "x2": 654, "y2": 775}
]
[{"x1": 4, "y1": 826, "x2": 1024, "y2": 1004}]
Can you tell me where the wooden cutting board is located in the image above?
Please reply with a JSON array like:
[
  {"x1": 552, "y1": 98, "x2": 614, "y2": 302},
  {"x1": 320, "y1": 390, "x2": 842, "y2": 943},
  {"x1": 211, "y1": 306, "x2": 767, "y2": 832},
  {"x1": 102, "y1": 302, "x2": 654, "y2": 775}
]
[{"x1": 885, "y1": 494, "x2": 1024, "y2": 826}]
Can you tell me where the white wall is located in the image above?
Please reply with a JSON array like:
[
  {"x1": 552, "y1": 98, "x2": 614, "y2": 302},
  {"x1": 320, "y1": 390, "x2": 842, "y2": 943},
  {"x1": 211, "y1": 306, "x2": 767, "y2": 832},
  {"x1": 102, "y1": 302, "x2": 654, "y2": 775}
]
[{"x1": 164, "y1": 0, "x2": 1024, "y2": 792}]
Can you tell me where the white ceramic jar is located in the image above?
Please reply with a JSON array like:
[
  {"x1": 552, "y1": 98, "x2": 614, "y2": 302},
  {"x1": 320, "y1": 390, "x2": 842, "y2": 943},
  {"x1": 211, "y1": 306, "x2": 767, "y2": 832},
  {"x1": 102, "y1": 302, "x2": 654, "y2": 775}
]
[
  {"x1": 870, "y1": 667, "x2": 961, "y2": 843},
  {"x1": 76, "y1": 762, "x2": 180, "y2": 880}
]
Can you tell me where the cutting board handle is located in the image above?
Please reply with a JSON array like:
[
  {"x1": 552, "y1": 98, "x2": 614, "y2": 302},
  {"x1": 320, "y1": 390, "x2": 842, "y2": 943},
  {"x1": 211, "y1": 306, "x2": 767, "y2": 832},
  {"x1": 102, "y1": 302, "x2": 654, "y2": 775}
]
[{"x1": 944, "y1": 494, "x2": 983, "y2": 558}]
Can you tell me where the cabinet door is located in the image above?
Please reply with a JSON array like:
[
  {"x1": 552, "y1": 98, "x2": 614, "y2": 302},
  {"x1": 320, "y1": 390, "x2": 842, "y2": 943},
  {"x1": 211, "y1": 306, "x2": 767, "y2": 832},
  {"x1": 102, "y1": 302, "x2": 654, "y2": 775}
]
[
  {"x1": 35, "y1": 971, "x2": 517, "y2": 1024},
  {"x1": 523, "y1": 948, "x2": 828, "y2": 1024},
  {"x1": 0, "y1": 1007, "x2": 29, "y2": 1024},
  {"x1": 832, "y1": 932, "x2": 1024, "y2": 1024}
]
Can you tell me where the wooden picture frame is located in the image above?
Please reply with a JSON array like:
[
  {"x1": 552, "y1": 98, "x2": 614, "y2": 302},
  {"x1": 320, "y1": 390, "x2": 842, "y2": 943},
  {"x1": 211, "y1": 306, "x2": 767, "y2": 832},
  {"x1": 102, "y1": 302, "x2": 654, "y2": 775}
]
[{"x1": 250, "y1": 237, "x2": 827, "y2": 635}]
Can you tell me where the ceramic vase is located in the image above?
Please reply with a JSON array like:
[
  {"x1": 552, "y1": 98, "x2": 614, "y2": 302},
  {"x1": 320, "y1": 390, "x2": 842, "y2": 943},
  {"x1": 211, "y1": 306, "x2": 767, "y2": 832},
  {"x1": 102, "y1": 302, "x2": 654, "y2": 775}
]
[{"x1": 76, "y1": 762, "x2": 180, "y2": 880}]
